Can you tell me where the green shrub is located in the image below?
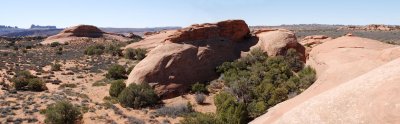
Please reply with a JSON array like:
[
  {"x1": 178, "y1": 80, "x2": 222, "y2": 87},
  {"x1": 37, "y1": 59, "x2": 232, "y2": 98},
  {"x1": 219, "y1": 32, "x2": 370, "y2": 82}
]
[
  {"x1": 191, "y1": 82, "x2": 207, "y2": 94},
  {"x1": 109, "y1": 80, "x2": 126, "y2": 97},
  {"x1": 12, "y1": 76, "x2": 30, "y2": 90},
  {"x1": 118, "y1": 83, "x2": 159, "y2": 109},
  {"x1": 106, "y1": 64, "x2": 127, "y2": 79},
  {"x1": 50, "y1": 42, "x2": 60, "y2": 47},
  {"x1": 214, "y1": 92, "x2": 248, "y2": 124},
  {"x1": 84, "y1": 44, "x2": 105, "y2": 55},
  {"x1": 180, "y1": 112, "x2": 216, "y2": 124},
  {"x1": 127, "y1": 66, "x2": 134, "y2": 73},
  {"x1": 124, "y1": 48, "x2": 147, "y2": 60},
  {"x1": 247, "y1": 101, "x2": 267, "y2": 118},
  {"x1": 105, "y1": 44, "x2": 122, "y2": 56},
  {"x1": 215, "y1": 48, "x2": 316, "y2": 122},
  {"x1": 126, "y1": 37, "x2": 142, "y2": 44},
  {"x1": 51, "y1": 63, "x2": 62, "y2": 71},
  {"x1": 297, "y1": 66, "x2": 317, "y2": 91},
  {"x1": 285, "y1": 48, "x2": 304, "y2": 72},
  {"x1": 12, "y1": 70, "x2": 47, "y2": 91},
  {"x1": 154, "y1": 103, "x2": 193, "y2": 118},
  {"x1": 45, "y1": 100, "x2": 82, "y2": 124},
  {"x1": 103, "y1": 96, "x2": 119, "y2": 104},
  {"x1": 27, "y1": 78, "x2": 47, "y2": 91}
]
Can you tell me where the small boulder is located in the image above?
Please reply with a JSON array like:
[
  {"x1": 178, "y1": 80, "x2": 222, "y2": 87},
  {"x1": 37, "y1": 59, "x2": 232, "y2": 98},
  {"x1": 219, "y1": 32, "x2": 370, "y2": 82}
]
[{"x1": 250, "y1": 29, "x2": 305, "y2": 61}]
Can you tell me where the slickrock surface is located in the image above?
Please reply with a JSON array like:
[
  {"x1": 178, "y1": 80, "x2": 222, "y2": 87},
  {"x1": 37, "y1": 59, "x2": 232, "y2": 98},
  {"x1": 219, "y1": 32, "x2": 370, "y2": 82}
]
[{"x1": 251, "y1": 35, "x2": 400, "y2": 124}]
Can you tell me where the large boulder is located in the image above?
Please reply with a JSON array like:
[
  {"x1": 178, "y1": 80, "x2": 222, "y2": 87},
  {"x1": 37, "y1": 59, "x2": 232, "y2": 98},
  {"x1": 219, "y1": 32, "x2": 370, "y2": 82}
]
[
  {"x1": 126, "y1": 20, "x2": 251, "y2": 98},
  {"x1": 251, "y1": 35, "x2": 400, "y2": 124},
  {"x1": 250, "y1": 29, "x2": 306, "y2": 61},
  {"x1": 42, "y1": 25, "x2": 131, "y2": 44},
  {"x1": 60, "y1": 25, "x2": 104, "y2": 37}
]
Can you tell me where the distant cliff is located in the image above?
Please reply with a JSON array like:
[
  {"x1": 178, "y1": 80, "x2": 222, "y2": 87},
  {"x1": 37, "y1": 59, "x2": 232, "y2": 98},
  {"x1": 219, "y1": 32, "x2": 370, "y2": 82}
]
[
  {"x1": 0, "y1": 25, "x2": 18, "y2": 29},
  {"x1": 30, "y1": 24, "x2": 57, "y2": 29}
]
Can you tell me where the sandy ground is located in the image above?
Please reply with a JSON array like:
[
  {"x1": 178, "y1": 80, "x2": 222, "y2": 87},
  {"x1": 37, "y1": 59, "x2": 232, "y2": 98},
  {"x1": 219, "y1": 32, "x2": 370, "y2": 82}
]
[{"x1": 0, "y1": 59, "x2": 217, "y2": 124}]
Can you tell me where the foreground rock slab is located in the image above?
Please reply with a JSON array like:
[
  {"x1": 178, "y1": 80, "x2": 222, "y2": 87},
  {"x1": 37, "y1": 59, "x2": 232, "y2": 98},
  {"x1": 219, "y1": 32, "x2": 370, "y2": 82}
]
[{"x1": 251, "y1": 35, "x2": 400, "y2": 124}]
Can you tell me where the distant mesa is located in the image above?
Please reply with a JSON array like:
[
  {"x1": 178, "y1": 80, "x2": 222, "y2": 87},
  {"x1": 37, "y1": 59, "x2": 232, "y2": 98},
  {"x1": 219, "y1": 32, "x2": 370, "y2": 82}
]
[
  {"x1": 0, "y1": 25, "x2": 19, "y2": 29},
  {"x1": 41, "y1": 25, "x2": 132, "y2": 44},
  {"x1": 30, "y1": 24, "x2": 57, "y2": 29},
  {"x1": 338, "y1": 24, "x2": 400, "y2": 31}
]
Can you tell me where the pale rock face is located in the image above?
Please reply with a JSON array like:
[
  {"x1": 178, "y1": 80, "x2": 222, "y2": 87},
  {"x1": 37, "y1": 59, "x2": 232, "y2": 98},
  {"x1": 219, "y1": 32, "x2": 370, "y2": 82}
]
[
  {"x1": 124, "y1": 30, "x2": 176, "y2": 51},
  {"x1": 251, "y1": 36, "x2": 400, "y2": 124},
  {"x1": 300, "y1": 35, "x2": 332, "y2": 59}
]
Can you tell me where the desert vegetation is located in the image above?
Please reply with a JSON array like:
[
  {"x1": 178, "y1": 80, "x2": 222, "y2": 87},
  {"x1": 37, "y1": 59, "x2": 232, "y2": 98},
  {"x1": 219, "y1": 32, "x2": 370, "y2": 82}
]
[
  {"x1": 12, "y1": 70, "x2": 47, "y2": 91},
  {"x1": 181, "y1": 48, "x2": 316, "y2": 123},
  {"x1": 44, "y1": 101, "x2": 82, "y2": 124},
  {"x1": 124, "y1": 48, "x2": 147, "y2": 60},
  {"x1": 105, "y1": 64, "x2": 128, "y2": 80},
  {"x1": 117, "y1": 83, "x2": 159, "y2": 109},
  {"x1": 2, "y1": 16, "x2": 398, "y2": 124}
]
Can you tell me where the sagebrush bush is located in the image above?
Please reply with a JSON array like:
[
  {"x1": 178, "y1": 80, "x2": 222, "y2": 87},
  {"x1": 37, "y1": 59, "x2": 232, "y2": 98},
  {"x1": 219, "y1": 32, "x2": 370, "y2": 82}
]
[
  {"x1": 12, "y1": 76, "x2": 30, "y2": 90},
  {"x1": 118, "y1": 83, "x2": 159, "y2": 109},
  {"x1": 191, "y1": 82, "x2": 207, "y2": 94},
  {"x1": 12, "y1": 70, "x2": 47, "y2": 91},
  {"x1": 109, "y1": 80, "x2": 126, "y2": 97},
  {"x1": 194, "y1": 93, "x2": 206, "y2": 104},
  {"x1": 27, "y1": 78, "x2": 47, "y2": 91},
  {"x1": 105, "y1": 44, "x2": 122, "y2": 56},
  {"x1": 51, "y1": 63, "x2": 62, "y2": 71},
  {"x1": 84, "y1": 44, "x2": 105, "y2": 55},
  {"x1": 154, "y1": 102, "x2": 193, "y2": 118},
  {"x1": 106, "y1": 64, "x2": 127, "y2": 79},
  {"x1": 45, "y1": 100, "x2": 82, "y2": 124},
  {"x1": 180, "y1": 112, "x2": 216, "y2": 124},
  {"x1": 124, "y1": 48, "x2": 147, "y2": 60}
]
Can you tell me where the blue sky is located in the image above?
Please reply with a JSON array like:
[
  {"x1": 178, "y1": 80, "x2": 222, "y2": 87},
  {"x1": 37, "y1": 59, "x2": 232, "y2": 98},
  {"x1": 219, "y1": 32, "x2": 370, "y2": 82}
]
[{"x1": 1, "y1": 0, "x2": 399, "y2": 28}]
